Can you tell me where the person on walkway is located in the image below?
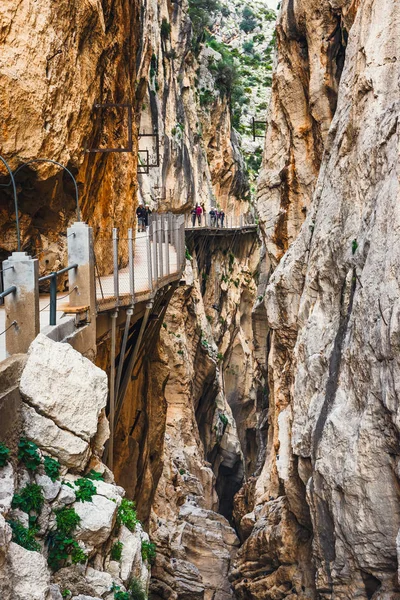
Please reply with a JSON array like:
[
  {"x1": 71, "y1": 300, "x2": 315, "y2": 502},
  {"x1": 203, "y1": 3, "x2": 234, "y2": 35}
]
[
  {"x1": 209, "y1": 208, "x2": 216, "y2": 227},
  {"x1": 136, "y1": 204, "x2": 145, "y2": 232},
  {"x1": 196, "y1": 203, "x2": 203, "y2": 226},
  {"x1": 191, "y1": 206, "x2": 197, "y2": 227},
  {"x1": 219, "y1": 209, "x2": 225, "y2": 227},
  {"x1": 144, "y1": 205, "x2": 152, "y2": 228}
]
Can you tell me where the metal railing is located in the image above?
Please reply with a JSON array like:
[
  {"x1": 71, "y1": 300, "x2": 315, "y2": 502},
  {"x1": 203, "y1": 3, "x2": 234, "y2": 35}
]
[
  {"x1": 95, "y1": 213, "x2": 185, "y2": 309},
  {"x1": 38, "y1": 264, "x2": 78, "y2": 325},
  {"x1": 185, "y1": 213, "x2": 256, "y2": 229},
  {"x1": 0, "y1": 286, "x2": 17, "y2": 301}
]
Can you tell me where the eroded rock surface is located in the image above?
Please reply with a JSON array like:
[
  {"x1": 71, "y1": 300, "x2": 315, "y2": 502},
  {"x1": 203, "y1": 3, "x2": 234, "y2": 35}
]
[{"x1": 233, "y1": 0, "x2": 400, "y2": 598}]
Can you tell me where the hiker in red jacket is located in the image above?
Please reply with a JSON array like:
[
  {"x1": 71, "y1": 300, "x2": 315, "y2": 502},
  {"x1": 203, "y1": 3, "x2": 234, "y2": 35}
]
[{"x1": 195, "y1": 203, "x2": 203, "y2": 226}]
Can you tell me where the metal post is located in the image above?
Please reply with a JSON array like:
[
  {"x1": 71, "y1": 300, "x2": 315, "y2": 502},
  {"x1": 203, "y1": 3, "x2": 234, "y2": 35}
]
[
  {"x1": 115, "y1": 307, "x2": 133, "y2": 403},
  {"x1": 49, "y1": 273, "x2": 57, "y2": 326},
  {"x1": 2, "y1": 253, "x2": 39, "y2": 356},
  {"x1": 240, "y1": 215, "x2": 243, "y2": 228},
  {"x1": 146, "y1": 226, "x2": 153, "y2": 291},
  {"x1": 109, "y1": 309, "x2": 118, "y2": 470},
  {"x1": 158, "y1": 215, "x2": 164, "y2": 279},
  {"x1": 152, "y1": 218, "x2": 158, "y2": 284},
  {"x1": 164, "y1": 217, "x2": 170, "y2": 275},
  {"x1": 113, "y1": 228, "x2": 119, "y2": 302},
  {"x1": 128, "y1": 228, "x2": 135, "y2": 303}
]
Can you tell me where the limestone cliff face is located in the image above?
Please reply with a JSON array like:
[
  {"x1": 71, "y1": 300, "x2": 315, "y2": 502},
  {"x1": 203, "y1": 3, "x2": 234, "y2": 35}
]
[
  {"x1": 0, "y1": 0, "x2": 140, "y2": 266},
  {"x1": 149, "y1": 234, "x2": 264, "y2": 598},
  {"x1": 234, "y1": 0, "x2": 400, "y2": 598},
  {"x1": 136, "y1": 0, "x2": 249, "y2": 215}
]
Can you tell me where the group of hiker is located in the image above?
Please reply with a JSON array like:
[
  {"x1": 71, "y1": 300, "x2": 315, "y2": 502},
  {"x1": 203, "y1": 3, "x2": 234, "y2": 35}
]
[
  {"x1": 137, "y1": 202, "x2": 226, "y2": 231},
  {"x1": 191, "y1": 204, "x2": 225, "y2": 228},
  {"x1": 136, "y1": 204, "x2": 152, "y2": 232}
]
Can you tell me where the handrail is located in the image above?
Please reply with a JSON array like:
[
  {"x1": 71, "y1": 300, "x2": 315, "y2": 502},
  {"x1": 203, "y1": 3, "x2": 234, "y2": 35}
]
[
  {"x1": 39, "y1": 263, "x2": 78, "y2": 326},
  {"x1": 0, "y1": 286, "x2": 17, "y2": 300}
]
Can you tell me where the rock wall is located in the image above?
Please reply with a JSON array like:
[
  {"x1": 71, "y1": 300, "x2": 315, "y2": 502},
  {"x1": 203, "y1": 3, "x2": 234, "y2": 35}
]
[
  {"x1": 149, "y1": 233, "x2": 265, "y2": 598},
  {"x1": 0, "y1": 0, "x2": 140, "y2": 265},
  {"x1": 0, "y1": 335, "x2": 151, "y2": 600},
  {"x1": 136, "y1": 0, "x2": 249, "y2": 216},
  {"x1": 233, "y1": 0, "x2": 400, "y2": 598}
]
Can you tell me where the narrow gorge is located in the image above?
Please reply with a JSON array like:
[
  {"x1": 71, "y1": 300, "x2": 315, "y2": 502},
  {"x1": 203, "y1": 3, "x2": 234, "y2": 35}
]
[{"x1": 0, "y1": 0, "x2": 399, "y2": 599}]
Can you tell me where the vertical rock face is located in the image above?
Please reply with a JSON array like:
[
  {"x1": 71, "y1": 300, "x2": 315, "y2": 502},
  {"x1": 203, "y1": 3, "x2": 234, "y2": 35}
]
[
  {"x1": 136, "y1": 0, "x2": 249, "y2": 215},
  {"x1": 234, "y1": 0, "x2": 400, "y2": 598},
  {"x1": 0, "y1": 0, "x2": 140, "y2": 262},
  {"x1": 149, "y1": 235, "x2": 264, "y2": 598}
]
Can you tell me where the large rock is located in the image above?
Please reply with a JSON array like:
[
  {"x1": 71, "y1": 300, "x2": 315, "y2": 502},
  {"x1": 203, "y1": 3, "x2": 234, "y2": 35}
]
[
  {"x1": 20, "y1": 335, "x2": 108, "y2": 442},
  {"x1": 119, "y1": 524, "x2": 142, "y2": 583},
  {"x1": 74, "y1": 495, "x2": 117, "y2": 546},
  {"x1": 0, "y1": 464, "x2": 14, "y2": 512},
  {"x1": 84, "y1": 568, "x2": 113, "y2": 597},
  {"x1": 22, "y1": 404, "x2": 90, "y2": 470},
  {"x1": 8, "y1": 541, "x2": 51, "y2": 600},
  {"x1": 36, "y1": 473, "x2": 61, "y2": 502}
]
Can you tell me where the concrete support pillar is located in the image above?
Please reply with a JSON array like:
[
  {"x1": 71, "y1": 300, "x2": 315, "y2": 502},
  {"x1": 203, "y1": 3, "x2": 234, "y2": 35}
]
[
  {"x1": 3, "y1": 253, "x2": 39, "y2": 356},
  {"x1": 67, "y1": 222, "x2": 96, "y2": 354}
]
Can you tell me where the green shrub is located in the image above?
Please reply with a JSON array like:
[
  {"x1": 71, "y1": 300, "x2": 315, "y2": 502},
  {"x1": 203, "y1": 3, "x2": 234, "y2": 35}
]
[
  {"x1": 18, "y1": 438, "x2": 41, "y2": 471},
  {"x1": 240, "y1": 7, "x2": 258, "y2": 33},
  {"x1": 129, "y1": 578, "x2": 147, "y2": 600},
  {"x1": 0, "y1": 442, "x2": 10, "y2": 467},
  {"x1": 75, "y1": 478, "x2": 96, "y2": 502},
  {"x1": 8, "y1": 519, "x2": 41, "y2": 552},
  {"x1": 206, "y1": 315, "x2": 213, "y2": 324},
  {"x1": 161, "y1": 18, "x2": 171, "y2": 39},
  {"x1": 111, "y1": 540, "x2": 124, "y2": 561},
  {"x1": 177, "y1": 350, "x2": 184, "y2": 356},
  {"x1": 86, "y1": 469, "x2": 104, "y2": 481},
  {"x1": 179, "y1": 468, "x2": 186, "y2": 475},
  {"x1": 185, "y1": 248, "x2": 193, "y2": 261},
  {"x1": 141, "y1": 540, "x2": 156, "y2": 564},
  {"x1": 219, "y1": 413, "x2": 229, "y2": 427},
  {"x1": 55, "y1": 507, "x2": 81, "y2": 536},
  {"x1": 44, "y1": 456, "x2": 61, "y2": 482},
  {"x1": 114, "y1": 592, "x2": 130, "y2": 600},
  {"x1": 47, "y1": 530, "x2": 87, "y2": 571},
  {"x1": 117, "y1": 499, "x2": 138, "y2": 532},
  {"x1": 216, "y1": 352, "x2": 223, "y2": 361},
  {"x1": 352, "y1": 239, "x2": 358, "y2": 254},
  {"x1": 61, "y1": 591, "x2": 72, "y2": 599},
  {"x1": 12, "y1": 483, "x2": 44, "y2": 514},
  {"x1": 188, "y1": 0, "x2": 219, "y2": 53},
  {"x1": 242, "y1": 41, "x2": 254, "y2": 54}
]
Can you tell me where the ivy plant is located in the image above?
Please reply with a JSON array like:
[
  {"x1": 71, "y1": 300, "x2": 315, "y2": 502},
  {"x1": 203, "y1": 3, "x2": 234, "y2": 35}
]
[
  {"x1": 18, "y1": 437, "x2": 41, "y2": 471},
  {"x1": 7, "y1": 519, "x2": 41, "y2": 552},
  {"x1": 47, "y1": 530, "x2": 87, "y2": 571},
  {"x1": 85, "y1": 469, "x2": 104, "y2": 481},
  {"x1": 55, "y1": 507, "x2": 81, "y2": 536},
  {"x1": 0, "y1": 442, "x2": 10, "y2": 467},
  {"x1": 44, "y1": 456, "x2": 61, "y2": 482},
  {"x1": 111, "y1": 540, "x2": 124, "y2": 561},
  {"x1": 75, "y1": 478, "x2": 96, "y2": 502},
  {"x1": 117, "y1": 499, "x2": 138, "y2": 532},
  {"x1": 12, "y1": 483, "x2": 44, "y2": 514},
  {"x1": 141, "y1": 540, "x2": 156, "y2": 564}
]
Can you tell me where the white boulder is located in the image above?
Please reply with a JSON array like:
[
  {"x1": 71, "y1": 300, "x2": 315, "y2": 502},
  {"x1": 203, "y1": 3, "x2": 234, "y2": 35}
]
[
  {"x1": 8, "y1": 541, "x2": 50, "y2": 600},
  {"x1": 74, "y1": 495, "x2": 117, "y2": 545},
  {"x1": 85, "y1": 567, "x2": 113, "y2": 597},
  {"x1": 119, "y1": 524, "x2": 142, "y2": 583},
  {"x1": 22, "y1": 404, "x2": 90, "y2": 470},
  {"x1": 20, "y1": 334, "x2": 108, "y2": 442},
  {"x1": 0, "y1": 463, "x2": 14, "y2": 512},
  {"x1": 35, "y1": 473, "x2": 61, "y2": 501}
]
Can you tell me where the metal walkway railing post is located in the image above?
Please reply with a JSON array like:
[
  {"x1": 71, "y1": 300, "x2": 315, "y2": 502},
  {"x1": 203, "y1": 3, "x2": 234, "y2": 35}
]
[
  {"x1": 146, "y1": 226, "x2": 153, "y2": 291},
  {"x1": 158, "y1": 215, "x2": 164, "y2": 279},
  {"x1": 128, "y1": 228, "x2": 135, "y2": 304},
  {"x1": 2, "y1": 252, "x2": 39, "y2": 356},
  {"x1": 164, "y1": 217, "x2": 170, "y2": 275},
  {"x1": 113, "y1": 228, "x2": 119, "y2": 303},
  {"x1": 152, "y1": 218, "x2": 158, "y2": 284}
]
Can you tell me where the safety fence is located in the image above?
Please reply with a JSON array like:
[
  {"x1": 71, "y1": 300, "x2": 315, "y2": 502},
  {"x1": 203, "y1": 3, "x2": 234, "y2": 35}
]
[
  {"x1": 185, "y1": 212, "x2": 256, "y2": 229},
  {"x1": 94, "y1": 213, "x2": 185, "y2": 311}
]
